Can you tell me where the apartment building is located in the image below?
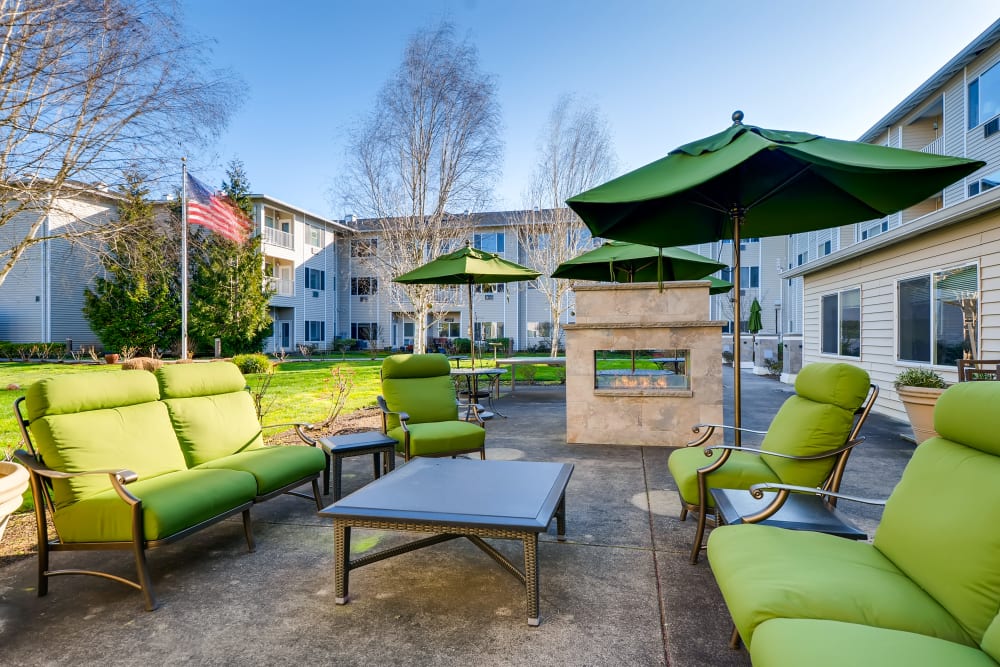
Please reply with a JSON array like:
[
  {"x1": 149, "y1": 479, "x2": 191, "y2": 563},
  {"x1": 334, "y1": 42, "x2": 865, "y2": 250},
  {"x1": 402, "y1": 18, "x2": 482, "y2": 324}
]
[{"x1": 784, "y1": 17, "x2": 1000, "y2": 421}]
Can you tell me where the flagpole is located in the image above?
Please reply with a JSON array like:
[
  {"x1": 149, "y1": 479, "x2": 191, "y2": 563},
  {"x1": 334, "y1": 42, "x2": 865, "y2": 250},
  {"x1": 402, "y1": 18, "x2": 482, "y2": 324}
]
[{"x1": 181, "y1": 157, "x2": 189, "y2": 360}]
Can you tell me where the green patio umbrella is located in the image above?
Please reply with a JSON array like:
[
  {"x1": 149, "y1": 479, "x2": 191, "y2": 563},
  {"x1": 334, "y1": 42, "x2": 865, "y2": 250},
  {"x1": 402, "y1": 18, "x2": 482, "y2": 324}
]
[
  {"x1": 394, "y1": 241, "x2": 540, "y2": 367},
  {"x1": 748, "y1": 298, "x2": 763, "y2": 362},
  {"x1": 551, "y1": 240, "x2": 725, "y2": 284},
  {"x1": 567, "y1": 110, "x2": 985, "y2": 442}
]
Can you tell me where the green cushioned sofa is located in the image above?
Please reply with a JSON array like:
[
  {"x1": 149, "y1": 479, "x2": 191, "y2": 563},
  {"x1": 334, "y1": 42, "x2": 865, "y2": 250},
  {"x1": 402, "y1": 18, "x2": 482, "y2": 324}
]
[
  {"x1": 707, "y1": 381, "x2": 1000, "y2": 666},
  {"x1": 14, "y1": 361, "x2": 326, "y2": 611}
]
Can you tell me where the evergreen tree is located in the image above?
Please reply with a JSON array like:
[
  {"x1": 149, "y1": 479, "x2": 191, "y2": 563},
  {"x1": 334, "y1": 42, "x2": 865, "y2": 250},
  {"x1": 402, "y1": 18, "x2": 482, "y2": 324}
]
[
  {"x1": 188, "y1": 159, "x2": 273, "y2": 355},
  {"x1": 84, "y1": 171, "x2": 180, "y2": 353}
]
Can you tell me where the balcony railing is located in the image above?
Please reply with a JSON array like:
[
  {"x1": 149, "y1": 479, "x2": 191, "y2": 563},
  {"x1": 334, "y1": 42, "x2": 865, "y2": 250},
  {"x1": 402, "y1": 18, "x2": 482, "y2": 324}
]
[
  {"x1": 919, "y1": 136, "x2": 945, "y2": 155},
  {"x1": 262, "y1": 226, "x2": 294, "y2": 249},
  {"x1": 267, "y1": 277, "x2": 294, "y2": 297}
]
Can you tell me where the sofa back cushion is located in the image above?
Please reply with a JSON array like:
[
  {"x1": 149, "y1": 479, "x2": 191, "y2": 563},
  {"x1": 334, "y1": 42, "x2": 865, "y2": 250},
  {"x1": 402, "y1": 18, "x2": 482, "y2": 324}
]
[
  {"x1": 759, "y1": 363, "x2": 870, "y2": 486},
  {"x1": 875, "y1": 382, "x2": 1000, "y2": 646},
  {"x1": 26, "y1": 370, "x2": 185, "y2": 509},
  {"x1": 381, "y1": 354, "x2": 458, "y2": 430},
  {"x1": 156, "y1": 362, "x2": 263, "y2": 467},
  {"x1": 981, "y1": 612, "x2": 1000, "y2": 663}
]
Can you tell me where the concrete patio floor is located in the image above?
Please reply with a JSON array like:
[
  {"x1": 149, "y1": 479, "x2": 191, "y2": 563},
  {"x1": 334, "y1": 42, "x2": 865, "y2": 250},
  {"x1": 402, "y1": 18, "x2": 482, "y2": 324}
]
[{"x1": 0, "y1": 368, "x2": 913, "y2": 666}]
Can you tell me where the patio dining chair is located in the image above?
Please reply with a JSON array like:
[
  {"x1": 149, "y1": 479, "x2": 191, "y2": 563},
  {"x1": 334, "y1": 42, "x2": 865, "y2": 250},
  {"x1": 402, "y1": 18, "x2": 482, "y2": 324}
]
[
  {"x1": 668, "y1": 362, "x2": 877, "y2": 563},
  {"x1": 377, "y1": 353, "x2": 487, "y2": 461},
  {"x1": 957, "y1": 359, "x2": 1000, "y2": 381}
]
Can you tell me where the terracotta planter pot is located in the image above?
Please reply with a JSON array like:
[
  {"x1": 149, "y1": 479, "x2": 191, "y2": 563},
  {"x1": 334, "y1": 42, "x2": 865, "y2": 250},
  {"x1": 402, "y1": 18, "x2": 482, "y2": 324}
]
[
  {"x1": 897, "y1": 385, "x2": 946, "y2": 444},
  {"x1": 0, "y1": 461, "x2": 29, "y2": 540},
  {"x1": 105, "y1": 353, "x2": 120, "y2": 365}
]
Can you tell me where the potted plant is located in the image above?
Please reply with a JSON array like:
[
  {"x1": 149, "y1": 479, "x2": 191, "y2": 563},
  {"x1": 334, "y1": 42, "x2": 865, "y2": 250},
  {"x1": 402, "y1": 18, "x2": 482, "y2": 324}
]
[{"x1": 894, "y1": 368, "x2": 948, "y2": 445}]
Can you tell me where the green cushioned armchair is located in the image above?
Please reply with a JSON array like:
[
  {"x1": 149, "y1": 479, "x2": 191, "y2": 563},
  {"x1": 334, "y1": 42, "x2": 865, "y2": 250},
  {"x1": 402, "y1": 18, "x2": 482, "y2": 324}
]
[
  {"x1": 668, "y1": 362, "x2": 877, "y2": 563},
  {"x1": 377, "y1": 354, "x2": 487, "y2": 461},
  {"x1": 708, "y1": 381, "x2": 1000, "y2": 666}
]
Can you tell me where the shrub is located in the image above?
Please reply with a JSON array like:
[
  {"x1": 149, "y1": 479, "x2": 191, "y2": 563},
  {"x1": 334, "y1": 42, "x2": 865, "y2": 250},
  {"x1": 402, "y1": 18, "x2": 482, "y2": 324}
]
[
  {"x1": 894, "y1": 368, "x2": 947, "y2": 389},
  {"x1": 453, "y1": 338, "x2": 471, "y2": 353},
  {"x1": 232, "y1": 353, "x2": 272, "y2": 375},
  {"x1": 121, "y1": 357, "x2": 164, "y2": 372}
]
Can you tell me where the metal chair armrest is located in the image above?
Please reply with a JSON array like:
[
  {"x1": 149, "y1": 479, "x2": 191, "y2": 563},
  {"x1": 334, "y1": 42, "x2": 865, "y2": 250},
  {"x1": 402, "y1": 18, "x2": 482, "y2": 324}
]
[
  {"x1": 376, "y1": 395, "x2": 409, "y2": 421},
  {"x1": 748, "y1": 482, "x2": 888, "y2": 506},
  {"x1": 705, "y1": 437, "x2": 865, "y2": 461},
  {"x1": 687, "y1": 423, "x2": 768, "y2": 446},
  {"x1": 15, "y1": 449, "x2": 140, "y2": 504},
  {"x1": 263, "y1": 421, "x2": 320, "y2": 446}
]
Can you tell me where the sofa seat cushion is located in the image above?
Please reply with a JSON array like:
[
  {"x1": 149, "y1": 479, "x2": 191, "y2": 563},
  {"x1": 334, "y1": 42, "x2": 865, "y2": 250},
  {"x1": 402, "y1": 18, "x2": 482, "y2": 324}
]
[
  {"x1": 667, "y1": 447, "x2": 778, "y2": 508},
  {"x1": 750, "y1": 619, "x2": 998, "y2": 667},
  {"x1": 195, "y1": 446, "x2": 326, "y2": 496},
  {"x1": 707, "y1": 524, "x2": 974, "y2": 649},
  {"x1": 387, "y1": 421, "x2": 485, "y2": 457},
  {"x1": 53, "y1": 468, "x2": 257, "y2": 543}
]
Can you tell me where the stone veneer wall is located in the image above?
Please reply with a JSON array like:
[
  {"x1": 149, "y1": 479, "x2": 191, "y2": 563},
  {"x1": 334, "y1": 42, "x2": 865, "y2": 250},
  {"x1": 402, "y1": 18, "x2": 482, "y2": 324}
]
[{"x1": 564, "y1": 283, "x2": 724, "y2": 446}]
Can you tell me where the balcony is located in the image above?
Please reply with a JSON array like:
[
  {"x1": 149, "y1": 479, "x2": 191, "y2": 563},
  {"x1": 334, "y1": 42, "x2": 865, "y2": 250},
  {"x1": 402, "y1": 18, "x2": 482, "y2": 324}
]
[
  {"x1": 267, "y1": 277, "x2": 294, "y2": 297},
  {"x1": 919, "y1": 136, "x2": 944, "y2": 155},
  {"x1": 262, "y1": 226, "x2": 294, "y2": 249}
]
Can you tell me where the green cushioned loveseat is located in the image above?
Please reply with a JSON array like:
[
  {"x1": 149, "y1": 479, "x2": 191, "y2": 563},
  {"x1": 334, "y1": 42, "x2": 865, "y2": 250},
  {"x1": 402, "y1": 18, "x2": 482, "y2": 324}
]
[
  {"x1": 14, "y1": 361, "x2": 326, "y2": 611},
  {"x1": 707, "y1": 381, "x2": 1000, "y2": 666}
]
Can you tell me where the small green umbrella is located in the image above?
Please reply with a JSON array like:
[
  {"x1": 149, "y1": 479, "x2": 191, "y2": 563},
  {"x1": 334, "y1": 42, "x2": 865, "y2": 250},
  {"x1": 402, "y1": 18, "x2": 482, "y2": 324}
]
[
  {"x1": 748, "y1": 298, "x2": 763, "y2": 362},
  {"x1": 551, "y1": 240, "x2": 725, "y2": 284},
  {"x1": 567, "y1": 111, "x2": 985, "y2": 442},
  {"x1": 705, "y1": 276, "x2": 734, "y2": 296},
  {"x1": 394, "y1": 241, "x2": 540, "y2": 367}
]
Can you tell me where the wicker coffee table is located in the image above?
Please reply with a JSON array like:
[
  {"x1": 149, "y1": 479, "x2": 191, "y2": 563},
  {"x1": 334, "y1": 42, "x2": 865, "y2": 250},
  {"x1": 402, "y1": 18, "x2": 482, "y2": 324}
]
[{"x1": 319, "y1": 457, "x2": 573, "y2": 626}]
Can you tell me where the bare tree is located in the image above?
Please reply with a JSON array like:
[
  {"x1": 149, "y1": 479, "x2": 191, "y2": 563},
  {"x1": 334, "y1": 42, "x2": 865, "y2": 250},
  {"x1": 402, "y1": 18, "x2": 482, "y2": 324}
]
[
  {"x1": 517, "y1": 95, "x2": 617, "y2": 356},
  {"x1": 340, "y1": 23, "x2": 502, "y2": 353},
  {"x1": 0, "y1": 0, "x2": 241, "y2": 288}
]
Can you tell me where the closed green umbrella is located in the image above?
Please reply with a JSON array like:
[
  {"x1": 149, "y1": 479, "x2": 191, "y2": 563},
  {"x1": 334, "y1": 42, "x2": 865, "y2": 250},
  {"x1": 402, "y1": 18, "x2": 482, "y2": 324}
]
[
  {"x1": 748, "y1": 298, "x2": 763, "y2": 362},
  {"x1": 551, "y1": 240, "x2": 725, "y2": 284},
  {"x1": 567, "y1": 111, "x2": 985, "y2": 441},
  {"x1": 395, "y1": 241, "x2": 540, "y2": 367}
]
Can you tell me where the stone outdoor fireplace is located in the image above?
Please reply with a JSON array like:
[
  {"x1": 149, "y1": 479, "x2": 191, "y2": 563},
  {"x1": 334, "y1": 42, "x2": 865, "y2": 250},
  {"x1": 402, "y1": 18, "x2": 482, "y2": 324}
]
[{"x1": 564, "y1": 283, "x2": 724, "y2": 447}]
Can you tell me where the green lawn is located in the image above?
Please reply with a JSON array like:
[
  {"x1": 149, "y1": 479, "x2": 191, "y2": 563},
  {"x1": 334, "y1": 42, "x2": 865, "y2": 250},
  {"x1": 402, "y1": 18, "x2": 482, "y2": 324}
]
[{"x1": 0, "y1": 355, "x2": 567, "y2": 459}]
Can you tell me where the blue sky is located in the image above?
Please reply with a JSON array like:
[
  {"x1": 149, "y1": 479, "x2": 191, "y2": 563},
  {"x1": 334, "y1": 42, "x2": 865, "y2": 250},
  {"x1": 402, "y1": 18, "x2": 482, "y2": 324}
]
[{"x1": 180, "y1": 1, "x2": 999, "y2": 220}]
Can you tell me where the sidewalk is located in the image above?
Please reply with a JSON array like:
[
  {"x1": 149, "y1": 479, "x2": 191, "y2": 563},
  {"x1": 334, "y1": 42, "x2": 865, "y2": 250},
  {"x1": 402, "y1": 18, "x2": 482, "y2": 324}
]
[{"x1": 0, "y1": 369, "x2": 911, "y2": 666}]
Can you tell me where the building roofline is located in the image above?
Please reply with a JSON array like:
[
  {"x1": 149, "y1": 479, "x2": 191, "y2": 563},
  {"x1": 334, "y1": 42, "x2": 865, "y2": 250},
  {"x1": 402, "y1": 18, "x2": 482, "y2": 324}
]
[
  {"x1": 858, "y1": 18, "x2": 1000, "y2": 143},
  {"x1": 783, "y1": 187, "x2": 1000, "y2": 279},
  {"x1": 250, "y1": 193, "x2": 354, "y2": 232}
]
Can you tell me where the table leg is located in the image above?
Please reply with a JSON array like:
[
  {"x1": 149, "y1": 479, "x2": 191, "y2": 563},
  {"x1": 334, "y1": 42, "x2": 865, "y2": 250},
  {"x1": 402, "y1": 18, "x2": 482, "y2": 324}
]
[
  {"x1": 372, "y1": 452, "x2": 381, "y2": 480},
  {"x1": 384, "y1": 448, "x2": 396, "y2": 474},
  {"x1": 322, "y1": 451, "x2": 331, "y2": 496},
  {"x1": 332, "y1": 455, "x2": 344, "y2": 501},
  {"x1": 334, "y1": 521, "x2": 351, "y2": 604},
  {"x1": 556, "y1": 493, "x2": 567, "y2": 541},
  {"x1": 525, "y1": 533, "x2": 540, "y2": 626}
]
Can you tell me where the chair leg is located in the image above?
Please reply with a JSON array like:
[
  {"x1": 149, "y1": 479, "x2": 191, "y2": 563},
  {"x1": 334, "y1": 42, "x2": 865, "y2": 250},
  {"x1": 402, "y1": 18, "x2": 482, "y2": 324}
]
[
  {"x1": 311, "y1": 478, "x2": 323, "y2": 511},
  {"x1": 131, "y1": 538, "x2": 159, "y2": 611},
  {"x1": 242, "y1": 509, "x2": 256, "y2": 553},
  {"x1": 729, "y1": 624, "x2": 742, "y2": 650},
  {"x1": 34, "y1": 504, "x2": 50, "y2": 597},
  {"x1": 679, "y1": 506, "x2": 688, "y2": 522},
  {"x1": 690, "y1": 505, "x2": 714, "y2": 564}
]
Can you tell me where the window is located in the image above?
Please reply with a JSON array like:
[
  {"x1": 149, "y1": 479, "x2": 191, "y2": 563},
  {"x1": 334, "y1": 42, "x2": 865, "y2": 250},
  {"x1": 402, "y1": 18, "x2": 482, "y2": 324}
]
[
  {"x1": 818, "y1": 240, "x2": 832, "y2": 257},
  {"x1": 797, "y1": 252, "x2": 808, "y2": 266},
  {"x1": 438, "y1": 321, "x2": 461, "y2": 338},
  {"x1": 897, "y1": 265, "x2": 978, "y2": 366},
  {"x1": 350, "y1": 277, "x2": 377, "y2": 295},
  {"x1": 305, "y1": 321, "x2": 325, "y2": 342},
  {"x1": 821, "y1": 288, "x2": 861, "y2": 357},
  {"x1": 967, "y1": 170, "x2": 1000, "y2": 197},
  {"x1": 473, "y1": 233, "x2": 504, "y2": 254},
  {"x1": 720, "y1": 267, "x2": 732, "y2": 282},
  {"x1": 304, "y1": 268, "x2": 325, "y2": 291},
  {"x1": 351, "y1": 239, "x2": 377, "y2": 257},
  {"x1": 475, "y1": 321, "x2": 503, "y2": 339},
  {"x1": 968, "y1": 60, "x2": 1000, "y2": 128},
  {"x1": 307, "y1": 225, "x2": 323, "y2": 247},
  {"x1": 860, "y1": 219, "x2": 889, "y2": 241},
  {"x1": 351, "y1": 322, "x2": 379, "y2": 342},
  {"x1": 474, "y1": 283, "x2": 505, "y2": 293},
  {"x1": 740, "y1": 266, "x2": 759, "y2": 288}
]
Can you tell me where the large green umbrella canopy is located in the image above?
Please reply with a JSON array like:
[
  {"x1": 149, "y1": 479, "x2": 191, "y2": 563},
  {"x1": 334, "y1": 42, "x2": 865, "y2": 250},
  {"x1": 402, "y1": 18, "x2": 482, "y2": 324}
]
[
  {"x1": 567, "y1": 111, "x2": 985, "y2": 441},
  {"x1": 551, "y1": 240, "x2": 725, "y2": 284},
  {"x1": 394, "y1": 241, "x2": 540, "y2": 366}
]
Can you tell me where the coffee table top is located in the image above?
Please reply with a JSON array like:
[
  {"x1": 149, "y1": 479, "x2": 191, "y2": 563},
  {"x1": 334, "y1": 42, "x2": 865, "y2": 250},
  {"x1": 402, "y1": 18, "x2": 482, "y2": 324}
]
[
  {"x1": 319, "y1": 431, "x2": 396, "y2": 452},
  {"x1": 319, "y1": 458, "x2": 573, "y2": 532}
]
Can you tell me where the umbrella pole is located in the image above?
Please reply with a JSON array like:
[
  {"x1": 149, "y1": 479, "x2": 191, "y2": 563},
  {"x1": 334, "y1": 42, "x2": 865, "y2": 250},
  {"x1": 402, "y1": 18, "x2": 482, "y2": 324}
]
[
  {"x1": 731, "y1": 208, "x2": 744, "y2": 447},
  {"x1": 468, "y1": 280, "x2": 475, "y2": 368}
]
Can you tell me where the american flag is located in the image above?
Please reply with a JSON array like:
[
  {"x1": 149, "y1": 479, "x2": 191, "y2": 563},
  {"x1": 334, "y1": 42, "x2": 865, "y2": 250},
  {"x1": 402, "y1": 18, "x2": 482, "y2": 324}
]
[{"x1": 185, "y1": 172, "x2": 252, "y2": 243}]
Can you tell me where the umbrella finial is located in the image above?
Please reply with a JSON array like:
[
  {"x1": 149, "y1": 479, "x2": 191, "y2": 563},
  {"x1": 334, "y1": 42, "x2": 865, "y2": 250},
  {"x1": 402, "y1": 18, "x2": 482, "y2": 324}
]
[
  {"x1": 465, "y1": 239, "x2": 471, "y2": 247},
  {"x1": 732, "y1": 110, "x2": 744, "y2": 125}
]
